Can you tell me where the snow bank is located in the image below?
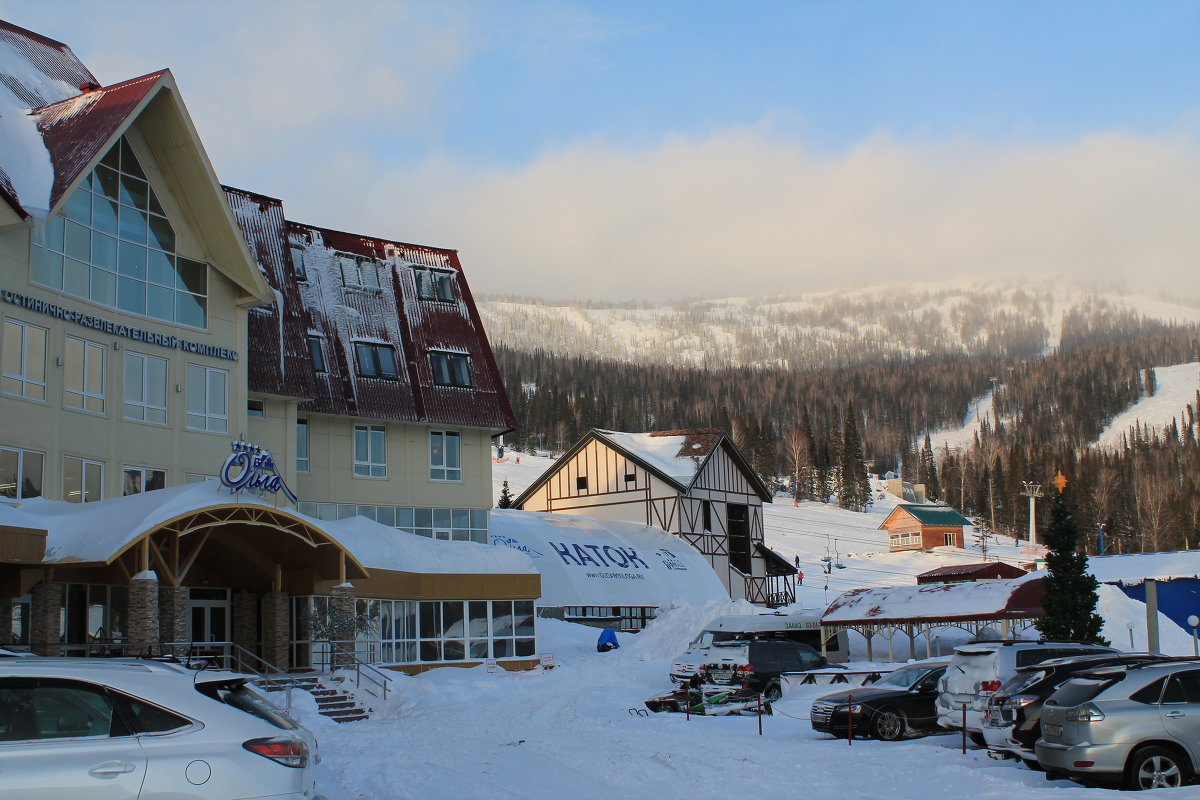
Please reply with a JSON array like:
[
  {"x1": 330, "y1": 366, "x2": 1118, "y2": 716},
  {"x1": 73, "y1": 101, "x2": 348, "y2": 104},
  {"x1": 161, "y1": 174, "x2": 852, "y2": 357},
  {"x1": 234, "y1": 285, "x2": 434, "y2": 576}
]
[
  {"x1": 1088, "y1": 550, "x2": 1200, "y2": 585},
  {"x1": 622, "y1": 599, "x2": 757, "y2": 660},
  {"x1": 1098, "y1": 583, "x2": 1196, "y2": 654}
]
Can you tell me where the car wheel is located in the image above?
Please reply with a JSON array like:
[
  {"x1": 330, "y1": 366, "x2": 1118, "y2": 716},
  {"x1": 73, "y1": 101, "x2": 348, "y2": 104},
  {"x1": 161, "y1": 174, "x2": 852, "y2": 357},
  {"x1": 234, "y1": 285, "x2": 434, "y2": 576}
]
[
  {"x1": 872, "y1": 708, "x2": 906, "y2": 741},
  {"x1": 764, "y1": 682, "x2": 782, "y2": 701},
  {"x1": 967, "y1": 731, "x2": 988, "y2": 748},
  {"x1": 1126, "y1": 746, "x2": 1189, "y2": 790}
]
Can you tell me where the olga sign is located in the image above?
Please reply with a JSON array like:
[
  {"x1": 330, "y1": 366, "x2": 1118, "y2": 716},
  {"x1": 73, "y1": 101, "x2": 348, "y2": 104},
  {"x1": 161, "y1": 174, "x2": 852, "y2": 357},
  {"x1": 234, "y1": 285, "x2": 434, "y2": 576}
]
[{"x1": 221, "y1": 440, "x2": 298, "y2": 503}]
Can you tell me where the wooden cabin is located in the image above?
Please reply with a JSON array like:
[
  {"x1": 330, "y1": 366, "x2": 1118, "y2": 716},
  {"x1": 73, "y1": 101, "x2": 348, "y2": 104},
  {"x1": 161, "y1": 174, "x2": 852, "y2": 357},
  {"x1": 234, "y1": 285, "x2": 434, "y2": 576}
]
[{"x1": 879, "y1": 504, "x2": 971, "y2": 552}]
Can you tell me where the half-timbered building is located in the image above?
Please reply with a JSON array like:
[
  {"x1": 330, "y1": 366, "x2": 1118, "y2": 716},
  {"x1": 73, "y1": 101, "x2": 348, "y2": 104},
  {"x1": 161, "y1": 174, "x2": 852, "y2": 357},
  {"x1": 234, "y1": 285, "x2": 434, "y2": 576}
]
[{"x1": 513, "y1": 428, "x2": 795, "y2": 605}]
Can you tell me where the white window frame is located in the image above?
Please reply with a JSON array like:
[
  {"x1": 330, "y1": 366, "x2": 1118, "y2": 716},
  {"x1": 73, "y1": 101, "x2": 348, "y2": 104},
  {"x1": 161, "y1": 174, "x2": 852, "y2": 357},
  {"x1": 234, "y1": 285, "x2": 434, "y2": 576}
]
[
  {"x1": 64, "y1": 335, "x2": 106, "y2": 414},
  {"x1": 429, "y1": 430, "x2": 461, "y2": 481},
  {"x1": 338, "y1": 254, "x2": 381, "y2": 292},
  {"x1": 247, "y1": 398, "x2": 265, "y2": 418},
  {"x1": 63, "y1": 455, "x2": 103, "y2": 503},
  {"x1": 353, "y1": 424, "x2": 386, "y2": 478},
  {"x1": 186, "y1": 364, "x2": 228, "y2": 433},
  {"x1": 414, "y1": 267, "x2": 456, "y2": 302},
  {"x1": 123, "y1": 351, "x2": 168, "y2": 424},
  {"x1": 122, "y1": 465, "x2": 165, "y2": 496},
  {"x1": 296, "y1": 418, "x2": 310, "y2": 473},
  {"x1": 0, "y1": 446, "x2": 44, "y2": 500},
  {"x1": 2, "y1": 319, "x2": 48, "y2": 401}
]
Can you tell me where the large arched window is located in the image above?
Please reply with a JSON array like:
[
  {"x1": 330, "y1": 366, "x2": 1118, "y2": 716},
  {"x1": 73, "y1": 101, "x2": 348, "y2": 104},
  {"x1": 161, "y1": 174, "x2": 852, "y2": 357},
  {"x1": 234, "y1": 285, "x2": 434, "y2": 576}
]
[{"x1": 31, "y1": 136, "x2": 209, "y2": 328}]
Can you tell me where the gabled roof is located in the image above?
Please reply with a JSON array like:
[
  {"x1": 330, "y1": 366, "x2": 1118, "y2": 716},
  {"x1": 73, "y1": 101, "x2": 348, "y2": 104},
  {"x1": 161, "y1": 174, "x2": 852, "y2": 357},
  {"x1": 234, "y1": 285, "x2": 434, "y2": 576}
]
[
  {"x1": 916, "y1": 562, "x2": 1028, "y2": 582},
  {"x1": 878, "y1": 503, "x2": 972, "y2": 530},
  {"x1": 513, "y1": 427, "x2": 771, "y2": 507},
  {"x1": 226, "y1": 187, "x2": 516, "y2": 432}
]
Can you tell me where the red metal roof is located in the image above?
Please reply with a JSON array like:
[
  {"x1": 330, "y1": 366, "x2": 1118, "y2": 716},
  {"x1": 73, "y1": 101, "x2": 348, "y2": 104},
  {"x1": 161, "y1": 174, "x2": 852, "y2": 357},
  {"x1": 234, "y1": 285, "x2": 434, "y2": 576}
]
[
  {"x1": 915, "y1": 562, "x2": 1028, "y2": 583},
  {"x1": 821, "y1": 577, "x2": 1046, "y2": 626},
  {"x1": 34, "y1": 71, "x2": 166, "y2": 211},
  {"x1": 0, "y1": 20, "x2": 96, "y2": 106},
  {"x1": 226, "y1": 188, "x2": 516, "y2": 432}
]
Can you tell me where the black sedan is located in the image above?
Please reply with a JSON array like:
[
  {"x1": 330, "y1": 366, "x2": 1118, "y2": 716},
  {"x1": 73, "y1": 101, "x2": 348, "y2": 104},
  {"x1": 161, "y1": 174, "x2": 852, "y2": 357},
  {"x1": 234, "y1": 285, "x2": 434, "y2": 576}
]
[{"x1": 810, "y1": 660, "x2": 948, "y2": 741}]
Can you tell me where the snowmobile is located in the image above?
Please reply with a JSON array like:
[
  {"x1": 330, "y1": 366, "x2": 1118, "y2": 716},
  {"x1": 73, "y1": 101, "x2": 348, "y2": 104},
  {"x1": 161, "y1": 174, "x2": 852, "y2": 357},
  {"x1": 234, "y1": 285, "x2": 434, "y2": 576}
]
[{"x1": 643, "y1": 682, "x2": 772, "y2": 716}]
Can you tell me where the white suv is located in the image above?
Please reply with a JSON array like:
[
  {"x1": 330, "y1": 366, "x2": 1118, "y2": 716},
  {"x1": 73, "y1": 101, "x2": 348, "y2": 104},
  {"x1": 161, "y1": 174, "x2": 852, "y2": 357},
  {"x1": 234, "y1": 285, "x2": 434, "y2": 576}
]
[
  {"x1": 936, "y1": 640, "x2": 1115, "y2": 743},
  {"x1": 0, "y1": 658, "x2": 325, "y2": 800}
]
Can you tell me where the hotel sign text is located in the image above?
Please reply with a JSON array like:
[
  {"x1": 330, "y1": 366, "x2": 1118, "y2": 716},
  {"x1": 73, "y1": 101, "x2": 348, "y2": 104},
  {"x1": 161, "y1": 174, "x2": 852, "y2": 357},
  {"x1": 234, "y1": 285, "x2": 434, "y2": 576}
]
[{"x1": 2, "y1": 288, "x2": 238, "y2": 361}]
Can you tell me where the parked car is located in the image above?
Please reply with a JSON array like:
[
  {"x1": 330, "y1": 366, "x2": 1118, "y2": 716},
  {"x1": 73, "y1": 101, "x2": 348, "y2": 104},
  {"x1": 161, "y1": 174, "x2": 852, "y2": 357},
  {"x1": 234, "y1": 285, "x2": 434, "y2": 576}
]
[
  {"x1": 936, "y1": 639, "x2": 1116, "y2": 744},
  {"x1": 669, "y1": 611, "x2": 848, "y2": 683},
  {"x1": 811, "y1": 659, "x2": 948, "y2": 741},
  {"x1": 1037, "y1": 659, "x2": 1200, "y2": 789},
  {"x1": 982, "y1": 652, "x2": 1168, "y2": 766},
  {"x1": 702, "y1": 640, "x2": 826, "y2": 698},
  {"x1": 0, "y1": 657, "x2": 325, "y2": 800}
]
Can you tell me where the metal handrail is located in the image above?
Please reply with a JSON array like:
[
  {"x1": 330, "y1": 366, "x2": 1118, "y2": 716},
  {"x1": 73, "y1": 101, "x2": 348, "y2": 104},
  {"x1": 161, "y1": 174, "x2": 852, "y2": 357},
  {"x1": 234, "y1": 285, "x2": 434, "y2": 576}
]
[
  {"x1": 161, "y1": 640, "x2": 298, "y2": 711},
  {"x1": 317, "y1": 639, "x2": 391, "y2": 702}
]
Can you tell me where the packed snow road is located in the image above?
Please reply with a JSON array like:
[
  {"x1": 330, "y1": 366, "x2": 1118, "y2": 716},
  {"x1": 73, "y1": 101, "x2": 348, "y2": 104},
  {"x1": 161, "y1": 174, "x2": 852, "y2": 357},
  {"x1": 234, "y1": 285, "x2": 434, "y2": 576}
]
[{"x1": 297, "y1": 618, "x2": 1129, "y2": 800}]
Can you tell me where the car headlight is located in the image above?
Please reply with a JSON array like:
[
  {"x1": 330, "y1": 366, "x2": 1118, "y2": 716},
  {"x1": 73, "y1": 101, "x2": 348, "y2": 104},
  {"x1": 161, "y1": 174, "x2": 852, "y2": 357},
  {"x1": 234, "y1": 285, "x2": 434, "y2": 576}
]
[{"x1": 836, "y1": 704, "x2": 863, "y2": 714}]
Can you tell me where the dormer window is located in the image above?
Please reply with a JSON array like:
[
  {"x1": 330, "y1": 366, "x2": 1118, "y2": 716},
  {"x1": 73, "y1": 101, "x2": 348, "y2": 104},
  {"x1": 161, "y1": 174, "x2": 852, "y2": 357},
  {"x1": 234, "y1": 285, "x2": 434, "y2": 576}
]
[
  {"x1": 354, "y1": 342, "x2": 398, "y2": 379},
  {"x1": 429, "y1": 351, "x2": 472, "y2": 387},
  {"x1": 307, "y1": 335, "x2": 327, "y2": 373},
  {"x1": 414, "y1": 266, "x2": 456, "y2": 302},
  {"x1": 290, "y1": 246, "x2": 308, "y2": 280},
  {"x1": 338, "y1": 254, "x2": 381, "y2": 292}
]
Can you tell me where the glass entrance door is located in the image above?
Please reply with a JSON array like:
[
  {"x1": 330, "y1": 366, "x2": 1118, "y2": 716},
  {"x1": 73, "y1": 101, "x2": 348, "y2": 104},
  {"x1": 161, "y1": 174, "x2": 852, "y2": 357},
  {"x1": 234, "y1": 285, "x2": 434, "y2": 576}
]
[{"x1": 188, "y1": 588, "x2": 230, "y2": 656}]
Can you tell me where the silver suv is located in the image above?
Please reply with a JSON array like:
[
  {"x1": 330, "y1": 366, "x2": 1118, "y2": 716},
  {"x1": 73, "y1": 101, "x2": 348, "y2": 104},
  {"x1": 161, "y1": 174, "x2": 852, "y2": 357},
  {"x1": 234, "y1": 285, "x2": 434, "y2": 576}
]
[
  {"x1": 0, "y1": 658, "x2": 325, "y2": 800},
  {"x1": 937, "y1": 639, "x2": 1115, "y2": 743},
  {"x1": 1036, "y1": 660, "x2": 1200, "y2": 789}
]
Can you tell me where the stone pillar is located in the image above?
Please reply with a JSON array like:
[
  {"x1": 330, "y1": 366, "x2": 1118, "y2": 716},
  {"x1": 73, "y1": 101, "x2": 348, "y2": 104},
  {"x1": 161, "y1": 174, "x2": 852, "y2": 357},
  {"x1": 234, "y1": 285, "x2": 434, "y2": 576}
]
[
  {"x1": 330, "y1": 583, "x2": 356, "y2": 669},
  {"x1": 232, "y1": 591, "x2": 258, "y2": 665},
  {"x1": 126, "y1": 572, "x2": 160, "y2": 656},
  {"x1": 0, "y1": 596, "x2": 12, "y2": 645},
  {"x1": 158, "y1": 585, "x2": 189, "y2": 658},
  {"x1": 262, "y1": 591, "x2": 290, "y2": 671},
  {"x1": 30, "y1": 581, "x2": 63, "y2": 657}
]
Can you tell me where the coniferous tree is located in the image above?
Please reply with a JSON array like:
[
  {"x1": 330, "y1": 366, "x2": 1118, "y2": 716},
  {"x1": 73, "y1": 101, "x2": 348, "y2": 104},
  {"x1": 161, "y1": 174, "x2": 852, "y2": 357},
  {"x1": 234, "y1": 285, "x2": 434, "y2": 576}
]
[
  {"x1": 840, "y1": 402, "x2": 870, "y2": 511},
  {"x1": 496, "y1": 480, "x2": 514, "y2": 509},
  {"x1": 1034, "y1": 485, "x2": 1108, "y2": 644},
  {"x1": 920, "y1": 433, "x2": 940, "y2": 500}
]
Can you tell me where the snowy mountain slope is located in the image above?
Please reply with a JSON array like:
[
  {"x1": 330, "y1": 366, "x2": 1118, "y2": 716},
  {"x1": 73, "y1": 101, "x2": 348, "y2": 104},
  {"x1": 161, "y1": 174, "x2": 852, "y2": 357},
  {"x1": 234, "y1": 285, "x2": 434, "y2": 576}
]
[
  {"x1": 930, "y1": 360, "x2": 1200, "y2": 454},
  {"x1": 478, "y1": 280, "x2": 1200, "y2": 370}
]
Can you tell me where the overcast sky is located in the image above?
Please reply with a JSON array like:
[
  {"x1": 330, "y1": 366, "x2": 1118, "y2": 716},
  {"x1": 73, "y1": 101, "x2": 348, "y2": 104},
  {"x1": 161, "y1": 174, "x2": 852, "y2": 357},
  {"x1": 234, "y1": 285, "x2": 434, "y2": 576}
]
[{"x1": 4, "y1": 1, "x2": 1197, "y2": 301}]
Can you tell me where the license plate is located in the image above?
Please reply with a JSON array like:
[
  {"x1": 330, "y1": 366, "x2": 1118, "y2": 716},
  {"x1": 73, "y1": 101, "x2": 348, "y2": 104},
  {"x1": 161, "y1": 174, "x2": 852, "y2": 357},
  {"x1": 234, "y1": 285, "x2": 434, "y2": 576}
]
[
  {"x1": 1044, "y1": 723, "x2": 1062, "y2": 738},
  {"x1": 708, "y1": 669, "x2": 733, "y2": 683}
]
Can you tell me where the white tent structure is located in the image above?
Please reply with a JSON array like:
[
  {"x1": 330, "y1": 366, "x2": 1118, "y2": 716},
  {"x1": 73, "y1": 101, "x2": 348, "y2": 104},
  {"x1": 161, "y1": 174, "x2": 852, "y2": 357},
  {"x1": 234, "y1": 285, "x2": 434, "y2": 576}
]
[{"x1": 490, "y1": 509, "x2": 730, "y2": 630}]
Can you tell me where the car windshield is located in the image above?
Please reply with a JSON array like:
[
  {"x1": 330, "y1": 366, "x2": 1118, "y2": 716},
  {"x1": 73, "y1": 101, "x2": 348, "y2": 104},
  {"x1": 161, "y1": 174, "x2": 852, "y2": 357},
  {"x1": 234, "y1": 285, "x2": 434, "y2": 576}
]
[
  {"x1": 998, "y1": 669, "x2": 1046, "y2": 696},
  {"x1": 196, "y1": 680, "x2": 300, "y2": 730},
  {"x1": 876, "y1": 665, "x2": 932, "y2": 689}
]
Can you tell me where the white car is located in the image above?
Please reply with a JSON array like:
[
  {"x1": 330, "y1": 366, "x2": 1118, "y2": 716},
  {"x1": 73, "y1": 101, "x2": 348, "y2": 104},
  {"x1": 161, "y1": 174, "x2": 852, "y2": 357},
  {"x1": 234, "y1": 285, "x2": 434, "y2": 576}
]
[
  {"x1": 0, "y1": 658, "x2": 325, "y2": 800},
  {"x1": 936, "y1": 640, "x2": 1115, "y2": 744}
]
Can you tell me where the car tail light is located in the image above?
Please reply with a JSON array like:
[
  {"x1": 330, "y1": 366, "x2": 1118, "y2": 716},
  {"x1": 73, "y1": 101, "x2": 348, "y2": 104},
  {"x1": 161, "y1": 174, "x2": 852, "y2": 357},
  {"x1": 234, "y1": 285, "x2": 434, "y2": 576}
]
[
  {"x1": 979, "y1": 680, "x2": 1002, "y2": 693},
  {"x1": 1074, "y1": 761, "x2": 1095, "y2": 768},
  {"x1": 1064, "y1": 703, "x2": 1105, "y2": 723},
  {"x1": 244, "y1": 736, "x2": 309, "y2": 768}
]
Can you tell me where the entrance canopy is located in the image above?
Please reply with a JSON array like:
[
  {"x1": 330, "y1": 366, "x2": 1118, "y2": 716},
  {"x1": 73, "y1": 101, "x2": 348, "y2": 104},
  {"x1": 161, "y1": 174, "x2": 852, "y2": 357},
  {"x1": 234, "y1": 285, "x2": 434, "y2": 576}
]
[{"x1": 489, "y1": 509, "x2": 729, "y2": 608}]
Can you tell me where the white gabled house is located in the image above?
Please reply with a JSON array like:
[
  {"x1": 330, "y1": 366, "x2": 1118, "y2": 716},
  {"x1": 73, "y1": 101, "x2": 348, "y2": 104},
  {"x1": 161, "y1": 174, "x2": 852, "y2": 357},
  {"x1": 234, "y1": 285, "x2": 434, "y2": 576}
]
[{"x1": 512, "y1": 428, "x2": 795, "y2": 606}]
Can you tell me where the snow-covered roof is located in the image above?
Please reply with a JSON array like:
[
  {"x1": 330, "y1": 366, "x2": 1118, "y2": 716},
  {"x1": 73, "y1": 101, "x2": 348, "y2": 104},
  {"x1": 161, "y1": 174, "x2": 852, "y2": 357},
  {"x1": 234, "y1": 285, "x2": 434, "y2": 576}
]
[
  {"x1": 596, "y1": 429, "x2": 717, "y2": 485},
  {"x1": 0, "y1": 483, "x2": 533, "y2": 576},
  {"x1": 1088, "y1": 551, "x2": 1200, "y2": 586},
  {"x1": 821, "y1": 573, "x2": 1044, "y2": 625},
  {"x1": 490, "y1": 509, "x2": 729, "y2": 608}
]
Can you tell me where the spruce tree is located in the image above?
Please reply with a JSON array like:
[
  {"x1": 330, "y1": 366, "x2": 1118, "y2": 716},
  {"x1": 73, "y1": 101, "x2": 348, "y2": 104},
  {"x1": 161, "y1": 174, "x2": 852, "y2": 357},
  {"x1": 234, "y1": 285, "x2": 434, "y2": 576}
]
[
  {"x1": 1034, "y1": 484, "x2": 1108, "y2": 644},
  {"x1": 840, "y1": 402, "x2": 870, "y2": 511},
  {"x1": 496, "y1": 480, "x2": 514, "y2": 509}
]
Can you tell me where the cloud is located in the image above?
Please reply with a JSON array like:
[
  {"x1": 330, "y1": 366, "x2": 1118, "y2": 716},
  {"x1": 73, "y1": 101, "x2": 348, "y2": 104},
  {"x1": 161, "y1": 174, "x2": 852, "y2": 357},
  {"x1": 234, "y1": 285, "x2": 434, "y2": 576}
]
[{"x1": 304, "y1": 123, "x2": 1200, "y2": 301}]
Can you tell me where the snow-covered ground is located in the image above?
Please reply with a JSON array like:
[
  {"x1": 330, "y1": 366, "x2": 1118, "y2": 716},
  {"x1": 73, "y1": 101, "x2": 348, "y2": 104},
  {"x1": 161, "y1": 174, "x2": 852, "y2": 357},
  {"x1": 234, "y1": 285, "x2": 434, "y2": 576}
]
[
  {"x1": 303, "y1": 590, "x2": 1192, "y2": 799},
  {"x1": 1097, "y1": 361, "x2": 1200, "y2": 449}
]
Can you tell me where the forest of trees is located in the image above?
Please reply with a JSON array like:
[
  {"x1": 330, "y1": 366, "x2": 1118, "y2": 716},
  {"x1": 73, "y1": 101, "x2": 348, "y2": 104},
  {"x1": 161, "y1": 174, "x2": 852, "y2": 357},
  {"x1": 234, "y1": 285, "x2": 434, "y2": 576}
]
[{"x1": 496, "y1": 306, "x2": 1200, "y2": 554}]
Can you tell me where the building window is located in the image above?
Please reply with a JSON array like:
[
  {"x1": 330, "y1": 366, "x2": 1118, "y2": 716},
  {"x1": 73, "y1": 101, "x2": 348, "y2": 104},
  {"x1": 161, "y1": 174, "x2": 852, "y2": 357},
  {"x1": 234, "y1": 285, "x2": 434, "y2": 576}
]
[
  {"x1": 296, "y1": 418, "x2": 309, "y2": 473},
  {"x1": 290, "y1": 246, "x2": 307, "y2": 280},
  {"x1": 354, "y1": 424, "x2": 386, "y2": 477},
  {"x1": 576, "y1": 476, "x2": 588, "y2": 491},
  {"x1": 701, "y1": 500, "x2": 712, "y2": 533},
  {"x1": 247, "y1": 398, "x2": 265, "y2": 417},
  {"x1": 185, "y1": 364, "x2": 228, "y2": 432},
  {"x1": 123, "y1": 466, "x2": 165, "y2": 496},
  {"x1": 429, "y1": 431, "x2": 461, "y2": 481},
  {"x1": 63, "y1": 336, "x2": 105, "y2": 413},
  {"x1": 354, "y1": 342, "x2": 398, "y2": 379},
  {"x1": 31, "y1": 136, "x2": 209, "y2": 327},
  {"x1": 944, "y1": 532, "x2": 956, "y2": 547},
  {"x1": 624, "y1": 472, "x2": 636, "y2": 483},
  {"x1": 123, "y1": 352, "x2": 168, "y2": 424},
  {"x1": 185, "y1": 473, "x2": 217, "y2": 483},
  {"x1": 63, "y1": 456, "x2": 103, "y2": 503},
  {"x1": 0, "y1": 446, "x2": 43, "y2": 500},
  {"x1": 338, "y1": 254, "x2": 381, "y2": 291},
  {"x1": 414, "y1": 267, "x2": 456, "y2": 302},
  {"x1": 2, "y1": 319, "x2": 48, "y2": 401},
  {"x1": 429, "y1": 351, "x2": 472, "y2": 387},
  {"x1": 374, "y1": 599, "x2": 534, "y2": 664},
  {"x1": 307, "y1": 336, "x2": 327, "y2": 373}
]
